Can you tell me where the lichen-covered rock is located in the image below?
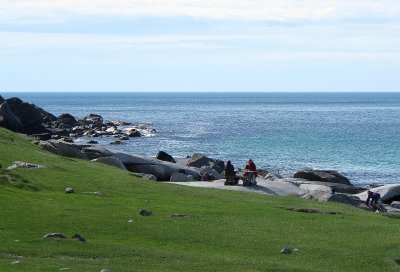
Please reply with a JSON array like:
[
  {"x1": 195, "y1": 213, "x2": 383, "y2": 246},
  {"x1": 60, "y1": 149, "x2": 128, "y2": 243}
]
[
  {"x1": 6, "y1": 161, "x2": 45, "y2": 170},
  {"x1": 43, "y1": 233, "x2": 67, "y2": 240},
  {"x1": 65, "y1": 187, "x2": 75, "y2": 193}
]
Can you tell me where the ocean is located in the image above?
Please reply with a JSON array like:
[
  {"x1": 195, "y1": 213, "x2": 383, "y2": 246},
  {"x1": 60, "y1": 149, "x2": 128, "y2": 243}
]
[{"x1": 3, "y1": 92, "x2": 400, "y2": 186}]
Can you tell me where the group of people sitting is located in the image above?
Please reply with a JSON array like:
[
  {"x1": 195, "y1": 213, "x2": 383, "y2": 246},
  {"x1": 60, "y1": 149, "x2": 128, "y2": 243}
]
[{"x1": 224, "y1": 159, "x2": 258, "y2": 186}]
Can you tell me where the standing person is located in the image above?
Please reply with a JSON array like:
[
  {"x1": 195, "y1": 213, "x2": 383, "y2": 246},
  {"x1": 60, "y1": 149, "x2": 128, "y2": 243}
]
[
  {"x1": 224, "y1": 160, "x2": 237, "y2": 185},
  {"x1": 244, "y1": 159, "x2": 258, "y2": 186}
]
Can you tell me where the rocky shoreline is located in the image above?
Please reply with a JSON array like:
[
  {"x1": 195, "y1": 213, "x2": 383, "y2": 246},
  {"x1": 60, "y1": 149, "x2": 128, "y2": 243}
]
[{"x1": 2, "y1": 95, "x2": 400, "y2": 214}]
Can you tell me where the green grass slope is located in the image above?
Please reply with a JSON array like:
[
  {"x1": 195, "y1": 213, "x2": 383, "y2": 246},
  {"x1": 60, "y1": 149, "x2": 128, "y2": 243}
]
[{"x1": 0, "y1": 127, "x2": 399, "y2": 271}]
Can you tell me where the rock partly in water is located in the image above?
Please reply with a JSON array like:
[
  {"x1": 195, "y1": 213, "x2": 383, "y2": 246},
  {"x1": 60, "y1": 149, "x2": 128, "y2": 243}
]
[
  {"x1": 125, "y1": 128, "x2": 141, "y2": 137},
  {"x1": 110, "y1": 140, "x2": 124, "y2": 145},
  {"x1": 56, "y1": 113, "x2": 79, "y2": 128},
  {"x1": 82, "y1": 114, "x2": 103, "y2": 125}
]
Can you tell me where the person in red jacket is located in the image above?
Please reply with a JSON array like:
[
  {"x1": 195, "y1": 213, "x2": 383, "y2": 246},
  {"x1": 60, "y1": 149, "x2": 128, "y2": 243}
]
[{"x1": 244, "y1": 159, "x2": 258, "y2": 186}]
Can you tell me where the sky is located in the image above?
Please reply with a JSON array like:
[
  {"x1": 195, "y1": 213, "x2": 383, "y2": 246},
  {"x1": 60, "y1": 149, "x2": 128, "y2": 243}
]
[{"x1": 0, "y1": 0, "x2": 399, "y2": 92}]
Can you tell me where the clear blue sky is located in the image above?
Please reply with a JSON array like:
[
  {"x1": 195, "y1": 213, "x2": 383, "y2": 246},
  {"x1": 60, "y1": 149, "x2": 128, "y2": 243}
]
[{"x1": 0, "y1": 0, "x2": 399, "y2": 92}]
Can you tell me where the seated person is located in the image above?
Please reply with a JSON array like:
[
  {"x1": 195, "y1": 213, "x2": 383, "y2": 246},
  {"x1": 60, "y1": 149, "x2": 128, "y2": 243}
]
[
  {"x1": 224, "y1": 160, "x2": 238, "y2": 185},
  {"x1": 244, "y1": 159, "x2": 258, "y2": 186}
]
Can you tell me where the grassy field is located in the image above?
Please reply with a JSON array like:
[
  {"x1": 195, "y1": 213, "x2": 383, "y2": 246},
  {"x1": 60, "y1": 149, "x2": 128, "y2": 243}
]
[{"x1": 0, "y1": 127, "x2": 399, "y2": 271}]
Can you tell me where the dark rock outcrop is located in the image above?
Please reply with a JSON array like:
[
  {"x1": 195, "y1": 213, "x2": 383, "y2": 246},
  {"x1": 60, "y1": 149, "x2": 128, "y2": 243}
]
[
  {"x1": 156, "y1": 151, "x2": 176, "y2": 163},
  {"x1": 56, "y1": 113, "x2": 79, "y2": 128},
  {"x1": 0, "y1": 95, "x2": 4, "y2": 103},
  {"x1": 82, "y1": 114, "x2": 103, "y2": 125},
  {"x1": 0, "y1": 101, "x2": 24, "y2": 132},
  {"x1": 5, "y1": 97, "x2": 56, "y2": 134},
  {"x1": 293, "y1": 169, "x2": 352, "y2": 185},
  {"x1": 125, "y1": 128, "x2": 141, "y2": 137}
]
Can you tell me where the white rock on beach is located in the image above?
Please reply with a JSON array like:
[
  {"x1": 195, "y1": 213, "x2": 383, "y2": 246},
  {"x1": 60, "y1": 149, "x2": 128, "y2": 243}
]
[{"x1": 355, "y1": 184, "x2": 400, "y2": 203}]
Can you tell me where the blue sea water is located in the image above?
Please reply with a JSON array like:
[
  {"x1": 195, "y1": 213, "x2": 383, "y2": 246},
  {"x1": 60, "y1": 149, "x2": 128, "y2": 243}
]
[{"x1": 4, "y1": 92, "x2": 400, "y2": 185}]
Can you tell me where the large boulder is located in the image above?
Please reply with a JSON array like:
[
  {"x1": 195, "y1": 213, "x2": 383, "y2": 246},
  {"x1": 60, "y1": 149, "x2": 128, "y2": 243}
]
[
  {"x1": 170, "y1": 172, "x2": 189, "y2": 182},
  {"x1": 82, "y1": 114, "x2": 103, "y2": 125},
  {"x1": 0, "y1": 101, "x2": 24, "y2": 132},
  {"x1": 293, "y1": 169, "x2": 352, "y2": 185},
  {"x1": 286, "y1": 178, "x2": 360, "y2": 194},
  {"x1": 355, "y1": 184, "x2": 400, "y2": 204},
  {"x1": 56, "y1": 113, "x2": 79, "y2": 128},
  {"x1": 40, "y1": 140, "x2": 87, "y2": 159},
  {"x1": 125, "y1": 128, "x2": 141, "y2": 137},
  {"x1": 91, "y1": 156, "x2": 127, "y2": 170},
  {"x1": 300, "y1": 184, "x2": 363, "y2": 206},
  {"x1": 83, "y1": 147, "x2": 201, "y2": 181},
  {"x1": 5, "y1": 97, "x2": 55, "y2": 134},
  {"x1": 179, "y1": 153, "x2": 225, "y2": 174},
  {"x1": 156, "y1": 151, "x2": 176, "y2": 163},
  {"x1": 125, "y1": 163, "x2": 167, "y2": 179},
  {"x1": 200, "y1": 166, "x2": 222, "y2": 179}
]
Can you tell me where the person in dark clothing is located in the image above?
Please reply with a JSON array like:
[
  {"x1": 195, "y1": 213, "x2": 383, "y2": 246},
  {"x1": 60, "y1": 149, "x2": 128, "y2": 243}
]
[
  {"x1": 366, "y1": 190, "x2": 383, "y2": 211},
  {"x1": 244, "y1": 159, "x2": 258, "y2": 186},
  {"x1": 224, "y1": 160, "x2": 237, "y2": 185},
  {"x1": 366, "y1": 190, "x2": 381, "y2": 206}
]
